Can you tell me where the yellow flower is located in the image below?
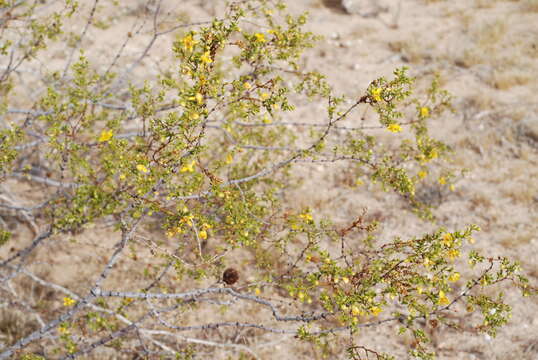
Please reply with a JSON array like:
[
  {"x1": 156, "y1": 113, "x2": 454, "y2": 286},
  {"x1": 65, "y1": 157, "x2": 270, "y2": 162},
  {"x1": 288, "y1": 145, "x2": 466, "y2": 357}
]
[
  {"x1": 442, "y1": 233, "x2": 454, "y2": 247},
  {"x1": 387, "y1": 123, "x2": 402, "y2": 133},
  {"x1": 448, "y1": 272, "x2": 460, "y2": 282},
  {"x1": 262, "y1": 115, "x2": 272, "y2": 124},
  {"x1": 63, "y1": 296, "x2": 76, "y2": 307},
  {"x1": 59, "y1": 324, "x2": 70, "y2": 335},
  {"x1": 136, "y1": 164, "x2": 149, "y2": 173},
  {"x1": 189, "y1": 93, "x2": 204, "y2": 104},
  {"x1": 351, "y1": 305, "x2": 363, "y2": 316},
  {"x1": 254, "y1": 32, "x2": 266, "y2": 43},
  {"x1": 438, "y1": 290, "x2": 450, "y2": 306},
  {"x1": 418, "y1": 170, "x2": 427, "y2": 179},
  {"x1": 420, "y1": 106, "x2": 430, "y2": 118},
  {"x1": 449, "y1": 184, "x2": 455, "y2": 192},
  {"x1": 447, "y1": 249, "x2": 460, "y2": 261},
  {"x1": 371, "y1": 87, "x2": 382, "y2": 102},
  {"x1": 182, "y1": 34, "x2": 198, "y2": 52},
  {"x1": 199, "y1": 230, "x2": 208, "y2": 240},
  {"x1": 438, "y1": 176, "x2": 446, "y2": 185},
  {"x1": 190, "y1": 112, "x2": 200, "y2": 120},
  {"x1": 180, "y1": 160, "x2": 196, "y2": 173},
  {"x1": 98, "y1": 130, "x2": 113, "y2": 142},
  {"x1": 299, "y1": 212, "x2": 313, "y2": 222},
  {"x1": 255, "y1": 287, "x2": 262, "y2": 295},
  {"x1": 260, "y1": 92, "x2": 270, "y2": 100},
  {"x1": 202, "y1": 223, "x2": 212, "y2": 229},
  {"x1": 181, "y1": 215, "x2": 194, "y2": 226},
  {"x1": 417, "y1": 285, "x2": 424, "y2": 294},
  {"x1": 200, "y1": 51, "x2": 212, "y2": 64},
  {"x1": 370, "y1": 306, "x2": 382, "y2": 316},
  {"x1": 429, "y1": 149, "x2": 438, "y2": 159},
  {"x1": 243, "y1": 82, "x2": 252, "y2": 90},
  {"x1": 225, "y1": 153, "x2": 233, "y2": 164}
]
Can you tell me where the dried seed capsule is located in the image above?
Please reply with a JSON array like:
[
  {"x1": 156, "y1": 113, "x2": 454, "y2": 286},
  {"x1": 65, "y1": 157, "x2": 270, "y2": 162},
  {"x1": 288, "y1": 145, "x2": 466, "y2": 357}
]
[{"x1": 223, "y1": 268, "x2": 239, "y2": 285}]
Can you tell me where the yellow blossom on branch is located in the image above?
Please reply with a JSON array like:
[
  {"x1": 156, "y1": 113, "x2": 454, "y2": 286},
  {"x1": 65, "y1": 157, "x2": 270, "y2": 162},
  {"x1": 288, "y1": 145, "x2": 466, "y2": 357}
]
[
  {"x1": 180, "y1": 160, "x2": 196, "y2": 173},
  {"x1": 370, "y1": 306, "x2": 382, "y2": 316},
  {"x1": 199, "y1": 230, "x2": 208, "y2": 240},
  {"x1": 254, "y1": 32, "x2": 266, "y2": 43},
  {"x1": 387, "y1": 123, "x2": 402, "y2": 133},
  {"x1": 420, "y1": 106, "x2": 430, "y2": 117},
  {"x1": 371, "y1": 87, "x2": 382, "y2": 102},
  {"x1": 442, "y1": 233, "x2": 454, "y2": 247},
  {"x1": 98, "y1": 130, "x2": 113, "y2": 142},
  {"x1": 448, "y1": 272, "x2": 460, "y2": 282},
  {"x1": 181, "y1": 214, "x2": 194, "y2": 226},
  {"x1": 447, "y1": 249, "x2": 460, "y2": 261},
  {"x1": 418, "y1": 170, "x2": 427, "y2": 179},
  {"x1": 200, "y1": 51, "x2": 213, "y2": 64},
  {"x1": 182, "y1": 34, "x2": 198, "y2": 52},
  {"x1": 438, "y1": 290, "x2": 450, "y2": 306},
  {"x1": 63, "y1": 296, "x2": 76, "y2": 307},
  {"x1": 136, "y1": 164, "x2": 149, "y2": 173},
  {"x1": 299, "y1": 212, "x2": 313, "y2": 222}
]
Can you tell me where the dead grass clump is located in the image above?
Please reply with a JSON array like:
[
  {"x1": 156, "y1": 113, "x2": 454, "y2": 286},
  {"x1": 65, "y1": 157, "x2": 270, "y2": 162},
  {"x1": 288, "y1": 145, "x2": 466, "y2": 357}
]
[
  {"x1": 475, "y1": 20, "x2": 507, "y2": 49},
  {"x1": 488, "y1": 69, "x2": 533, "y2": 90},
  {"x1": 0, "y1": 308, "x2": 40, "y2": 346},
  {"x1": 500, "y1": 231, "x2": 535, "y2": 248}
]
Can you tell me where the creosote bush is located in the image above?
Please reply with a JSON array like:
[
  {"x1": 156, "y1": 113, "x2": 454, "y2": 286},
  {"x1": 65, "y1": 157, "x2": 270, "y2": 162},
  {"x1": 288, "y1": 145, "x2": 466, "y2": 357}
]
[{"x1": 0, "y1": 1, "x2": 535, "y2": 359}]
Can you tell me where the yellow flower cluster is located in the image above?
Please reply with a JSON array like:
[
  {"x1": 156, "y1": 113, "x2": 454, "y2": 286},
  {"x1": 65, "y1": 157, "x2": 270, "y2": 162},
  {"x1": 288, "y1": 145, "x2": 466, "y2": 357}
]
[
  {"x1": 63, "y1": 296, "x2": 76, "y2": 307},
  {"x1": 448, "y1": 272, "x2": 460, "y2": 282},
  {"x1": 136, "y1": 164, "x2": 149, "y2": 173},
  {"x1": 299, "y1": 212, "x2": 313, "y2": 222}
]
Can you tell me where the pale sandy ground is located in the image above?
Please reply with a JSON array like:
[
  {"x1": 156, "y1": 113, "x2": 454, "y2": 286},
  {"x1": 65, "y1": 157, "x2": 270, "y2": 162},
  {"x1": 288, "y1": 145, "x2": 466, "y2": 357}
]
[{"x1": 1, "y1": 0, "x2": 537, "y2": 359}]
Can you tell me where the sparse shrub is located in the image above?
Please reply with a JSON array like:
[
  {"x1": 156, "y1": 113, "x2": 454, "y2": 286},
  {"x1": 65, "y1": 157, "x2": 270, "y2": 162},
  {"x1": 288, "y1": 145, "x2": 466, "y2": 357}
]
[{"x1": 0, "y1": 1, "x2": 535, "y2": 359}]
